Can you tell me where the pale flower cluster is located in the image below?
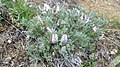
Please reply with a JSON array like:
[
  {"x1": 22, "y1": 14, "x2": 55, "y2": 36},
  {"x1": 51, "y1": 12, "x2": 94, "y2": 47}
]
[{"x1": 47, "y1": 27, "x2": 68, "y2": 45}]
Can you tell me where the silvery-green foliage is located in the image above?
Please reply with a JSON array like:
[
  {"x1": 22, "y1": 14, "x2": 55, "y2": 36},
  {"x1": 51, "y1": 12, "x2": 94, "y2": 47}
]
[{"x1": 27, "y1": 3, "x2": 107, "y2": 64}]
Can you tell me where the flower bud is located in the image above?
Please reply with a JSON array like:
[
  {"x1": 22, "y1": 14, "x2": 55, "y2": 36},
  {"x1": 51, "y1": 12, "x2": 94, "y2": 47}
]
[
  {"x1": 80, "y1": 13, "x2": 84, "y2": 21},
  {"x1": 51, "y1": 33, "x2": 58, "y2": 44},
  {"x1": 93, "y1": 26, "x2": 98, "y2": 32},
  {"x1": 99, "y1": 34, "x2": 105, "y2": 44},
  {"x1": 55, "y1": 5, "x2": 60, "y2": 13},
  {"x1": 47, "y1": 27, "x2": 55, "y2": 33},
  {"x1": 77, "y1": 10, "x2": 80, "y2": 15},
  {"x1": 60, "y1": 34, "x2": 68, "y2": 45},
  {"x1": 43, "y1": 4, "x2": 51, "y2": 11},
  {"x1": 47, "y1": 27, "x2": 52, "y2": 33},
  {"x1": 99, "y1": 34, "x2": 105, "y2": 41}
]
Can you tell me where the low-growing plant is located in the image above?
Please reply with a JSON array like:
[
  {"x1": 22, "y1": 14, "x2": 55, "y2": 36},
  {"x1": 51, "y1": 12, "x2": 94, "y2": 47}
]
[{"x1": 26, "y1": 3, "x2": 107, "y2": 66}]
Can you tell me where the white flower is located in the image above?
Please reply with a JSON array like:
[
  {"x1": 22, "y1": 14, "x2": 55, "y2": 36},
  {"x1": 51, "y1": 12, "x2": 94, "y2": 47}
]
[
  {"x1": 112, "y1": 49, "x2": 118, "y2": 54},
  {"x1": 93, "y1": 26, "x2": 98, "y2": 32},
  {"x1": 80, "y1": 13, "x2": 84, "y2": 21},
  {"x1": 51, "y1": 33, "x2": 58, "y2": 44},
  {"x1": 8, "y1": 39, "x2": 12, "y2": 44},
  {"x1": 47, "y1": 27, "x2": 55, "y2": 33},
  {"x1": 60, "y1": 34, "x2": 68, "y2": 45},
  {"x1": 43, "y1": 4, "x2": 51, "y2": 11},
  {"x1": 47, "y1": 27, "x2": 52, "y2": 33},
  {"x1": 77, "y1": 10, "x2": 80, "y2": 15},
  {"x1": 55, "y1": 5, "x2": 60, "y2": 13},
  {"x1": 29, "y1": 5, "x2": 32, "y2": 7},
  {"x1": 26, "y1": 35, "x2": 30, "y2": 40},
  {"x1": 99, "y1": 34, "x2": 105, "y2": 41},
  {"x1": 85, "y1": 18, "x2": 90, "y2": 23},
  {"x1": 13, "y1": 0, "x2": 16, "y2": 2}
]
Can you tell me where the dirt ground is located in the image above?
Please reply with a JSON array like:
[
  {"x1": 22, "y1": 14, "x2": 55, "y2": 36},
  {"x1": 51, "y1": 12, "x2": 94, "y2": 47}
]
[{"x1": 76, "y1": 0, "x2": 120, "y2": 20}]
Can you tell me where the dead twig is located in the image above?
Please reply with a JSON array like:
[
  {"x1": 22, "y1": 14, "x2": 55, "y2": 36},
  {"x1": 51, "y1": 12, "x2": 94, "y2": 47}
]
[{"x1": 1, "y1": 16, "x2": 26, "y2": 38}]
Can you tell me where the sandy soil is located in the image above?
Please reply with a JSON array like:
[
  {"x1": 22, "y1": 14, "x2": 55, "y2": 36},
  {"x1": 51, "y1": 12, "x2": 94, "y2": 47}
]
[{"x1": 76, "y1": 0, "x2": 120, "y2": 20}]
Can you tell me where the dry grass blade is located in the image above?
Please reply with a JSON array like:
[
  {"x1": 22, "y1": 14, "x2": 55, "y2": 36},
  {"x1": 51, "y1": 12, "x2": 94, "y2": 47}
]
[{"x1": 105, "y1": 29, "x2": 120, "y2": 32}]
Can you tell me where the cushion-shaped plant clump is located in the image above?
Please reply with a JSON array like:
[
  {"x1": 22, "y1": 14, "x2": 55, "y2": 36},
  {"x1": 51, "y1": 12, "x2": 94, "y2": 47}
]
[{"x1": 26, "y1": 3, "x2": 107, "y2": 67}]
